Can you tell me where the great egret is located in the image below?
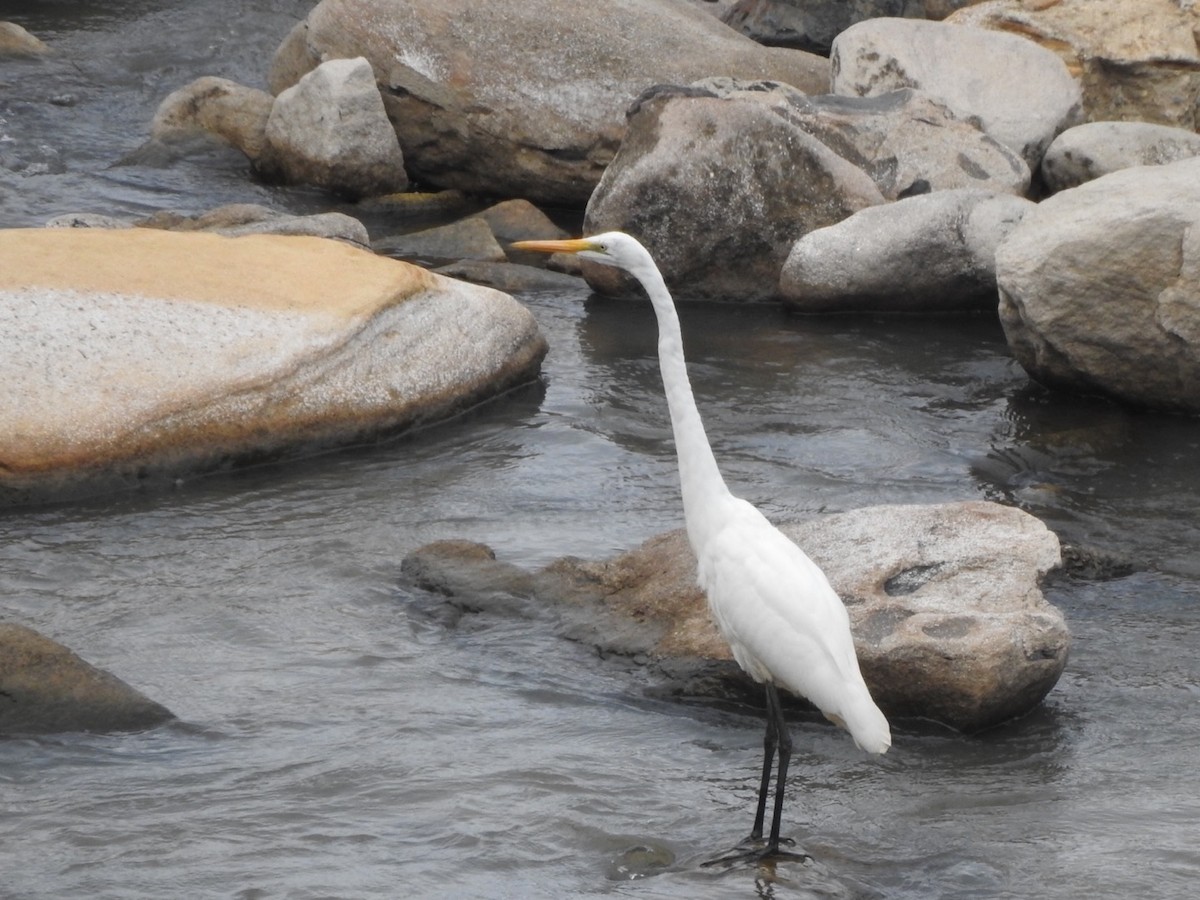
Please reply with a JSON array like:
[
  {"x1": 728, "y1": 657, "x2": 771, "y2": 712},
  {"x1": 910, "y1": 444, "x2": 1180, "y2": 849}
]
[{"x1": 513, "y1": 232, "x2": 891, "y2": 861}]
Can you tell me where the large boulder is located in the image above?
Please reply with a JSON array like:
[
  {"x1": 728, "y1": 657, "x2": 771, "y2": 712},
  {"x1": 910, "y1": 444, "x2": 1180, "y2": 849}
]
[
  {"x1": 0, "y1": 623, "x2": 174, "y2": 735},
  {"x1": 267, "y1": 0, "x2": 830, "y2": 205},
  {"x1": 259, "y1": 57, "x2": 408, "y2": 199},
  {"x1": 831, "y1": 17, "x2": 1083, "y2": 168},
  {"x1": 0, "y1": 228, "x2": 547, "y2": 502},
  {"x1": 149, "y1": 76, "x2": 274, "y2": 160},
  {"x1": 695, "y1": 80, "x2": 1030, "y2": 200},
  {"x1": 403, "y1": 500, "x2": 1068, "y2": 732},
  {"x1": 780, "y1": 188, "x2": 1034, "y2": 311},
  {"x1": 996, "y1": 157, "x2": 1200, "y2": 414},
  {"x1": 584, "y1": 84, "x2": 884, "y2": 301},
  {"x1": 949, "y1": 0, "x2": 1200, "y2": 130},
  {"x1": 1040, "y1": 121, "x2": 1200, "y2": 193}
]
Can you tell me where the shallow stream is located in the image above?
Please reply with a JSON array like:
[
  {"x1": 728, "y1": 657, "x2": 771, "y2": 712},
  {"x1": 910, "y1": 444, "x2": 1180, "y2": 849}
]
[{"x1": 3, "y1": 3, "x2": 1199, "y2": 898}]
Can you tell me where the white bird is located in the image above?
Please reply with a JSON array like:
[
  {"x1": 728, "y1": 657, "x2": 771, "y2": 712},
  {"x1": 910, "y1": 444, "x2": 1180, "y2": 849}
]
[{"x1": 513, "y1": 232, "x2": 891, "y2": 860}]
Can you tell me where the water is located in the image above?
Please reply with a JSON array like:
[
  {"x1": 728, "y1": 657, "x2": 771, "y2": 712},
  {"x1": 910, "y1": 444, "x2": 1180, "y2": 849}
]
[{"x1": 3, "y1": 4, "x2": 1200, "y2": 898}]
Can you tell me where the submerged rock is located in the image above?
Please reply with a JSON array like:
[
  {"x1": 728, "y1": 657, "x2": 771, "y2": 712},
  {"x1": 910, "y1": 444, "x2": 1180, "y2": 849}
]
[
  {"x1": 0, "y1": 623, "x2": 174, "y2": 735},
  {"x1": 0, "y1": 227, "x2": 547, "y2": 502},
  {"x1": 403, "y1": 500, "x2": 1068, "y2": 732}
]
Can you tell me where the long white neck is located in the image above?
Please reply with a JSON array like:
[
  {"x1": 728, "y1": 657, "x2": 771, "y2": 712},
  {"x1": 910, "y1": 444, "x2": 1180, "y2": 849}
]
[{"x1": 631, "y1": 258, "x2": 732, "y2": 540}]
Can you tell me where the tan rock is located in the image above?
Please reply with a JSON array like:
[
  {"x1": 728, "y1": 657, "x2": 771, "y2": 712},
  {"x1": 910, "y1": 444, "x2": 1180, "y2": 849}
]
[
  {"x1": 0, "y1": 21, "x2": 49, "y2": 57},
  {"x1": 0, "y1": 228, "x2": 546, "y2": 500},
  {"x1": 0, "y1": 623, "x2": 174, "y2": 734},
  {"x1": 149, "y1": 76, "x2": 274, "y2": 160},
  {"x1": 949, "y1": 0, "x2": 1200, "y2": 129}
]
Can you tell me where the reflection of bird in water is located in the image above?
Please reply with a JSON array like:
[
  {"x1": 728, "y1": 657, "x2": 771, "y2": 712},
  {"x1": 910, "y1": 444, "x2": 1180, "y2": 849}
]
[{"x1": 515, "y1": 232, "x2": 892, "y2": 861}]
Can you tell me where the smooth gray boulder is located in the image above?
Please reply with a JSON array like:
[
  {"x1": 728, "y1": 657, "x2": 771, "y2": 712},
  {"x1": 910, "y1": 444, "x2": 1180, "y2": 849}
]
[
  {"x1": 996, "y1": 157, "x2": 1200, "y2": 413},
  {"x1": 0, "y1": 623, "x2": 174, "y2": 735},
  {"x1": 268, "y1": 0, "x2": 830, "y2": 205},
  {"x1": 402, "y1": 500, "x2": 1068, "y2": 732},
  {"x1": 831, "y1": 17, "x2": 1083, "y2": 168},
  {"x1": 260, "y1": 57, "x2": 407, "y2": 199},
  {"x1": 1041, "y1": 121, "x2": 1200, "y2": 192},
  {"x1": 781, "y1": 189, "x2": 1035, "y2": 311},
  {"x1": 584, "y1": 84, "x2": 884, "y2": 300}
]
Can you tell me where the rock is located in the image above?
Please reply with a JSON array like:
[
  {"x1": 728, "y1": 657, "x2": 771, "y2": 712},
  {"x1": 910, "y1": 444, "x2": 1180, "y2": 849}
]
[
  {"x1": 44, "y1": 213, "x2": 134, "y2": 229},
  {"x1": 949, "y1": 0, "x2": 1200, "y2": 130},
  {"x1": 268, "y1": 0, "x2": 830, "y2": 205},
  {"x1": 403, "y1": 500, "x2": 1068, "y2": 732},
  {"x1": 0, "y1": 623, "x2": 174, "y2": 734},
  {"x1": 0, "y1": 228, "x2": 547, "y2": 502},
  {"x1": 373, "y1": 218, "x2": 507, "y2": 264},
  {"x1": 259, "y1": 57, "x2": 408, "y2": 199},
  {"x1": 0, "y1": 21, "x2": 50, "y2": 57},
  {"x1": 722, "y1": 0, "x2": 926, "y2": 55},
  {"x1": 137, "y1": 204, "x2": 371, "y2": 247},
  {"x1": 584, "y1": 84, "x2": 884, "y2": 301},
  {"x1": 996, "y1": 157, "x2": 1200, "y2": 414},
  {"x1": 1041, "y1": 121, "x2": 1200, "y2": 192},
  {"x1": 780, "y1": 188, "x2": 1034, "y2": 311},
  {"x1": 831, "y1": 17, "x2": 1083, "y2": 168},
  {"x1": 468, "y1": 199, "x2": 570, "y2": 245},
  {"x1": 697, "y1": 79, "x2": 1030, "y2": 200},
  {"x1": 149, "y1": 76, "x2": 274, "y2": 160},
  {"x1": 434, "y1": 260, "x2": 586, "y2": 293}
]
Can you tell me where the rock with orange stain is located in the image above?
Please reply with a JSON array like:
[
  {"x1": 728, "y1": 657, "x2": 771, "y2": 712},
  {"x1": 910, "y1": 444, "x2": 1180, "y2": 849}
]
[{"x1": 0, "y1": 228, "x2": 546, "y2": 503}]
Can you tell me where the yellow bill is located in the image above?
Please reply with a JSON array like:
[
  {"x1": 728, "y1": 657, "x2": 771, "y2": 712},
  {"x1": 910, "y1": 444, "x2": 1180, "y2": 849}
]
[{"x1": 511, "y1": 238, "x2": 597, "y2": 254}]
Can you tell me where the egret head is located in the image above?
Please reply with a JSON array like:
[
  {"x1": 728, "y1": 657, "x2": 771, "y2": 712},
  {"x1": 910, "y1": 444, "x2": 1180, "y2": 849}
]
[{"x1": 512, "y1": 231, "x2": 652, "y2": 276}]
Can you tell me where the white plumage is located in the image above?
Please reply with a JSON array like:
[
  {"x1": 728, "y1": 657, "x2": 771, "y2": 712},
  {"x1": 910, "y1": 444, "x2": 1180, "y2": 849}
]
[{"x1": 514, "y1": 231, "x2": 890, "y2": 859}]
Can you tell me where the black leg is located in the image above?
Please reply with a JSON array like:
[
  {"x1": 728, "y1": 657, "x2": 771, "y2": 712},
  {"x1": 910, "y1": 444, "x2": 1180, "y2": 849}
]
[
  {"x1": 763, "y1": 682, "x2": 793, "y2": 856},
  {"x1": 751, "y1": 684, "x2": 778, "y2": 841}
]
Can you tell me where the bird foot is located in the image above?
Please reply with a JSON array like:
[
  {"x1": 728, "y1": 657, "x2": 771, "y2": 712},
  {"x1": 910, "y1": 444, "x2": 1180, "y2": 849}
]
[{"x1": 700, "y1": 835, "x2": 811, "y2": 868}]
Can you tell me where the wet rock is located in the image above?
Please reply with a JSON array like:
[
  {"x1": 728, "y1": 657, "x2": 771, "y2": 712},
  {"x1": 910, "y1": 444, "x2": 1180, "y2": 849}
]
[
  {"x1": 434, "y1": 260, "x2": 585, "y2": 294},
  {"x1": 1041, "y1": 121, "x2": 1200, "y2": 192},
  {"x1": 258, "y1": 57, "x2": 407, "y2": 200},
  {"x1": 949, "y1": 0, "x2": 1200, "y2": 130},
  {"x1": 402, "y1": 500, "x2": 1068, "y2": 732},
  {"x1": 584, "y1": 83, "x2": 884, "y2": 301},
  {"x1": 831, "y1": 17, "x2": 1083, "y2": 169},
  {"x1": 149, "y1": 76, "x2": 274, "y2": 160},
  {"x1": 0, "y1": 227, "x2": 547, "y2": 502},
  {"x1": 44, "y1": 213, "x2": 134, "y2": 229},
  {"x1": 373, "y1": 218, "x2": 506, "y2": 264},
  {"x1": 0, "y1": 21, "x2": 50, "y2": 57},
  {"x1": 268, "y1": 0, "x2": 829, "y2": 205},
  {"x1": 0, "y1": 622, "x2": 174, "y2": 734},
  {"x1": 780, "y1": 188, "x2": 1034, "y2": 312},
  {"x1": 137, "y1": 203, "x2": 370, "y2": 247},
  {"x1": 996, "y1": 157, "x2": 1200, "y2": 414},
  {"x1": 467, "y1": 199, "x2": 569, "y2": 245}
]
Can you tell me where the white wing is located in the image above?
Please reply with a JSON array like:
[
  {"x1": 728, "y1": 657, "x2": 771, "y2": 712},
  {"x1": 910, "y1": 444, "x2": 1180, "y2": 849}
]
[{"x1": 695, "y1": 497, "x2": 891, "y2": 753}]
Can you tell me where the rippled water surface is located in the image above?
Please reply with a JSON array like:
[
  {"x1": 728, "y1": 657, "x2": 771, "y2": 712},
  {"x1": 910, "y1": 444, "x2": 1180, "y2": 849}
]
[{"x1": 3, "y1": 4, "x2": 1200, "y2": 899}]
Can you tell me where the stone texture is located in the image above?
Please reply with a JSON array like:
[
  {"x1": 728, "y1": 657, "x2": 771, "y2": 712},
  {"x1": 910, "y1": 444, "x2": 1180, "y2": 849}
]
[
  {"x1": 267, "y1": 0, "x2": 830, "y2": 205},
  {"x1": 0, "y1": 21, "x2": 50, "y2": 57},
  {"x1": 402, "y1": 500, "x2": 1068, "y2": 732},
  {"x1": 584, "y1": 84, "x2": 884, "y2": 300},
  {"x1": 831, "y1": 16, "x2": 1083, "y2": 168},
  {"x1": 0, "y1": 228, "x2": 546, "y2": 502},
  {"x1": 260, "y1": 56, "x2": 408, "y2": 199},
  {"x1": 373, "y1": 217, "x2": 506, "y2": 263},
  {"x1": 781, "y1": 188, "x2": 1034, "y2": 311},
  {"x1": 949, "y1": 0, "x2": 1200, "y2": 130},
  {"x1": 1041, "y1": 121, "x2": 1200, "y2": 192},
  {"x1": 996, "y1": 157, "x2": 1200, "y2": 413},
  {"x1": 0, "y1": 623, "x2": 174, "y2": 735},
  {"x1": 150, "y1": 76, "x2": 274, "y2": 160}
]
